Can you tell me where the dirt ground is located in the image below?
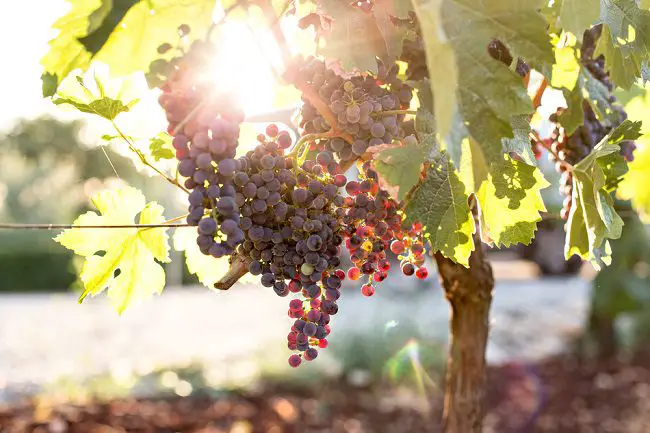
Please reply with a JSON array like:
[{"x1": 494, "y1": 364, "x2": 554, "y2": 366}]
[{"x1": 2, "y1": 353, "x2": 649, "y2": 433}]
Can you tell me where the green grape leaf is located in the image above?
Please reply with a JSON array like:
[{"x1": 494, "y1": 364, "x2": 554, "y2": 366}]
[
  {"x1": 54, "y1": 186, "x2": 170, "y2": 313},
  {"x1": 410, "y1": 0, "x2": 457, "y2": 137},
  {"x1": 565, "y1": 121, "x2": 641, "y2": 267},
  {"x1": 595, "y1": 24, "x2": 646, "y2": 91},
  {"x1": 173, "y1": 227, "x2": 257, "y2": 288},
  {"x1": 601, "y1": 0, "x2": 650, "y2": 55},
  {"x1": 592, "y1": 0, "x2": 650, "y2": 87},
  {"x1": 319, "y1": 0, "x2": 387, "y2": 73},
  {"x1": 559, "y1": 86, "x2": 585, "y2": 135},
  {"x1": 40, "y1": 0, "x2": 98, "y2": 96},
  {"x1": 502, "y1": 115, "x2": 537, "y2": 166},
  {"x1": 53, "y1": 96, "x2": 134, "y2": 120},
  {"x1": 42, "y1": 0, "x2": 216, "y2": 95},
  {"x1": 372, "y1": 139, "x2": 427, "y2": 201},
  {"x1": 404, "y1": 147, "x2": 474, "y2": 266},
  {"x1": 149, "y1": 133, "x2": 174, "y2": 161},
  {"x1": 475, "y1": 156, "x2": 550, "y2": 247},
  {"x1": 558, "y1": 0, "x2": 600, "y2": 39},
  {"x1": 413, "y1": 0, "x2": 553, "y2": 150}
]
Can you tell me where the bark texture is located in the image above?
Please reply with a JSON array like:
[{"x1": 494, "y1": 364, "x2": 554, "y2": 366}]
[{"x1": 435, "y1": 237, "x2": 494, "y2": 433}]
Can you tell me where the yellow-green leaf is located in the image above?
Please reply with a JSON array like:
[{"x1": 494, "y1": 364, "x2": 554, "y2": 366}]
[
  {"x1": 476, "y1": 156, "x2": 550, "y2": 247},
  {"x1": 55, "y1": 186, "x2": 171, "y2": 313},
  {"x1": 149, "y1": 133, "x2": 175, "y2": 161},
  {"x1": 551, "y1": 45, "x2": 580, "y2": 90},
  {"x1": 42, "y1": 0, "x2": 216, "y2": 94}
]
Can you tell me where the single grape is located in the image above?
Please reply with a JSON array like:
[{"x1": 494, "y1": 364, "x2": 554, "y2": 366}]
[
  {"x1": 198, "y1": 218, "x2": 217, "y2": 235},
  {"x1": 288, "y1": 354, "x2": 302, "y2": 368},
  {"x1": 361, "y1": 284, "x2": 375, "y2": 297}
]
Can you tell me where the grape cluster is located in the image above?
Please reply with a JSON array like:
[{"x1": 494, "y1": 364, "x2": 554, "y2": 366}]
[
  {"x1": 155, "y1": 38, "x2": 247, "y2": 255},
  {"x1": 290, "y1": 57, "x2": 413, "y2": 161},
  {"x1": 548, "y1": 26, "x2": 634, "y2": 220},
  {"x1": 342, "y1": 161, "x2": 428, "y2": 296},
  {"x1": 153, "y1": 35, "x2": 430, "y2": 368}
]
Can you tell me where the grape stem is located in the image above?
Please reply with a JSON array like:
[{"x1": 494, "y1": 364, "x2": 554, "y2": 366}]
[
  {"x1": 111, "y1": 121, "x2": 190, "y2": 194},
  {"x1": 529, "y1": 130, "x2": 573, "y2": 171}
]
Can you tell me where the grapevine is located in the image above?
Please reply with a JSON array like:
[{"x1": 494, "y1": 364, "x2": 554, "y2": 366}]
[{"x1": 36, "y1": 1, "x2": 650, "y2": 431}]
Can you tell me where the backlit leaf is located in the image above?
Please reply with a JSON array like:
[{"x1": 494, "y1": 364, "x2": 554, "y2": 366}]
[{"x1": 55, "y1": 186, "x2": 170, "y2": 313}]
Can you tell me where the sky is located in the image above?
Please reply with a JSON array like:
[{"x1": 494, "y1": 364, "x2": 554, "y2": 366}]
[{"x1": 0, "y1": 1, "x2": 70, "y2": 131}]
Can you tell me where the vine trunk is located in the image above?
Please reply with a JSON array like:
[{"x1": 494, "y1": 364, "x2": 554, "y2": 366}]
[{"x1": 435, "y1": 233, "x2": 494, "y2": 433}]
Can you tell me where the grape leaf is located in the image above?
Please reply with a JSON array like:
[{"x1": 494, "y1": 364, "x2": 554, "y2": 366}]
[
  {"x1": 411, "y1": 0, "x2": 458, "y2": 139},
  {"x1": 502, "y1": 115, "x2": 537, "y2": 166},
  {"x1": 551, "y1": 45, "x2": 581, "y2": 91},
  {"x1": 595, "y1": 24, "x2": 645, "y2": 90},
  {"x1": 414, "y1": 0, "x2": 553, "y2": 149},
  {"x1": 79, "y1": 0, "x2": 139, "y2": 54},
  {"x1": 404, "y1": 147, "x2": 474, "y2": 266},
  {"x1": 559, "y1": 86, "x2": 585, "y2": 135},
  {"x1": 53, "y1": 75, "x2": 139, "y2": 120},
  {"x1": 591, "y1": 0, "x2": 650, "y2": 88},
  {"x1": 475, "y1": 156, "x2": 550, "y2": 247},
  {"x1": 55, "y1": 186, "x2": 170, "y2": 313},
  {"x1": 372, "y1": 139, "x2": 427, "y2": 201},
  {"x1": 42, "y1": 0, "x2": 215, "y2": 95},
  {"x1": 173, "y1": 226, "x2": 257, "y2": 288},
  {"x1": 558, "y1": 0, "x2": 600, "y2": 39},
  {"x1": 565, "y1": 120, "x2": 641, "y2": 267},
  {"x1": 601, "y1": 0, "x2": 650, "y2": 55},
  {"x1": 460, "y1": 137, "x2": 549, "y2": 247},
  {"x1": 319, "y1": 0, "x2": 387, "y2": 73},
  {"x1": 54, "y1": 96, "x2": 135, "y2": 120},
  {"x1": 149, "y1": 133, "x2": 174, "y2": 161}
]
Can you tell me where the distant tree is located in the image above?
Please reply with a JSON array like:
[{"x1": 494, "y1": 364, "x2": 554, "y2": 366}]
[{"x1": 0, "y1": 116, "x2": 138, "y2": 225}]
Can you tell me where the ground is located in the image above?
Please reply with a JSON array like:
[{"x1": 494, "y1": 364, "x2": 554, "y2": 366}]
[{"x1": 2, "y1": 354, "x2": 650, "y2": 432}]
